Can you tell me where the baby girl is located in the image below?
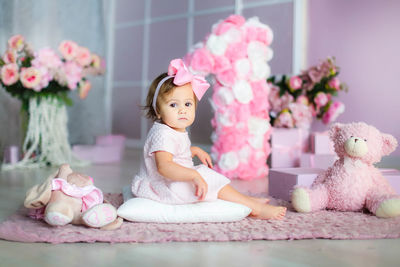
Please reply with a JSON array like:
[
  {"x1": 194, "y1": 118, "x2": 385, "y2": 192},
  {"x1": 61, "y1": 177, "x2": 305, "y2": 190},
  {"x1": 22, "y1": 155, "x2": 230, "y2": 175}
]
[{"x1": 131, "y1": 58, "x2": 286, "y2": 220}]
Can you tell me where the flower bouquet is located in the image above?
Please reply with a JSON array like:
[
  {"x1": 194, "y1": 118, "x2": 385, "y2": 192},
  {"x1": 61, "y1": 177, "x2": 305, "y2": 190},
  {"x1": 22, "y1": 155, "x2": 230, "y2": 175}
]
[
  {"x1": 0, "y1": 35, "x2": 105, "y2": 168},
  {"x1": 268, "y1": 57, "x2": 347, "y2": 129}
]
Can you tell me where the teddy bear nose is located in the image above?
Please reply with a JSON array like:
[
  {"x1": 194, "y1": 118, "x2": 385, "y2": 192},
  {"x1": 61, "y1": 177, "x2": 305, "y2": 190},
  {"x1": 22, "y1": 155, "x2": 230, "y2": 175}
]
[{"x1": 354, "y1": 138, "x2": 358, "y2": 142}]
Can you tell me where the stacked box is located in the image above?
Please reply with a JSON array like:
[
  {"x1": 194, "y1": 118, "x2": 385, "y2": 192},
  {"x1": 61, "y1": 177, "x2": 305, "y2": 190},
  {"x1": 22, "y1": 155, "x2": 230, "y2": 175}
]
[
  {"x1": 268, "y1": 168, "x2": 324, "y2": 201},
  {"x1": 310, "y1": 131, "x2": 335, "y2": 154},
  {"x1": 269, "y1": 128, "x2": 310, "y2": 168}
]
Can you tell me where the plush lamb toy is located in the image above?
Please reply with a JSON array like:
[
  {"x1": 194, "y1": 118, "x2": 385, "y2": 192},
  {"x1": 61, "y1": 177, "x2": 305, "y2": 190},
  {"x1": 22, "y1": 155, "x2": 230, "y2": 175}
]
[
  {"x1": 24, "y1": 164, "x2": 123, "y2": 229},
  {"x1": 291, "y1": 122, "x2": 400, "y2": 218}
]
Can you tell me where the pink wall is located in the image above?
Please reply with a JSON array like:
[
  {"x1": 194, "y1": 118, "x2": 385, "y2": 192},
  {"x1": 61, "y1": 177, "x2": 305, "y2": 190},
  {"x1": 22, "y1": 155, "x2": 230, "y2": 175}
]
[{"x1": 308, "y1": 0, "x2": 400, "y2": 156}]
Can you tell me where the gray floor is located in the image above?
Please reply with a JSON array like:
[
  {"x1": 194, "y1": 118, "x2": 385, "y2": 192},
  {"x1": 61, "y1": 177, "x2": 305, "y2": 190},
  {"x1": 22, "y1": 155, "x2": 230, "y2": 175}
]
[{"x1": 0, "y1": 148, "x2": 399, "y2": 267}]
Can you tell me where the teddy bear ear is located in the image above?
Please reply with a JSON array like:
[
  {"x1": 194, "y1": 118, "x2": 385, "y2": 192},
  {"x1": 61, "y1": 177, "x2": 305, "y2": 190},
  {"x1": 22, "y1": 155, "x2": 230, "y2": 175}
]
[
  {"x1": 382, "y1": 133, "x2": 398, "y2": 156},
  {"x1": 329, "y1": 123, "x2": 343, "y2": 140}
]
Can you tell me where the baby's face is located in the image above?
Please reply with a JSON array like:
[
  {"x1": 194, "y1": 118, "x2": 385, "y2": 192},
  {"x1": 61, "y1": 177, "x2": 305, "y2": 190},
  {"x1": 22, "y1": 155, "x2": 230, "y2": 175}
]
[{"x1": 158, "y1": 83, "x2": 196, "y2": 132}]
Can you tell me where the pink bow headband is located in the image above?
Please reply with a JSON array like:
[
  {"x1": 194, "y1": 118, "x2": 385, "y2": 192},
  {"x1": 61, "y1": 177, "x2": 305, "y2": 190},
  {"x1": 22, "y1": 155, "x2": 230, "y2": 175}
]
[{"x1": 152, "y1": 58, "x2": 210, "y2": 113}]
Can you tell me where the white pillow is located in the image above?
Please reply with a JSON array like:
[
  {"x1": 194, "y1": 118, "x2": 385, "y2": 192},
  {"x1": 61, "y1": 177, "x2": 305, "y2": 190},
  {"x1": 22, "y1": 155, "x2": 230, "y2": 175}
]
[{"x1": 117, "y1": 186, "x2": 251, "y2": 223}]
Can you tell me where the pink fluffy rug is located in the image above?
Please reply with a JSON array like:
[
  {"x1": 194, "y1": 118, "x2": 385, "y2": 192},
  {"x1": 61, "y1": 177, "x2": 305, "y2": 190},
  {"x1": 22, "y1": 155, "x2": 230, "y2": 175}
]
[{"x1": 0, "y1": 193, "x2": 400, "y2": 244}]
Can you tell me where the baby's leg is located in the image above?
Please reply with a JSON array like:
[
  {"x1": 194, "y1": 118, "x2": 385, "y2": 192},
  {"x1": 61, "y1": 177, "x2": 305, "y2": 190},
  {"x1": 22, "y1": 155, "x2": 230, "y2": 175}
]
[
  {"x1": 250, "y1": 196, "x2": 269, "y2": 204},
  {"x1": 218, "y1": 185, "x2": 286, "y2": 220}
]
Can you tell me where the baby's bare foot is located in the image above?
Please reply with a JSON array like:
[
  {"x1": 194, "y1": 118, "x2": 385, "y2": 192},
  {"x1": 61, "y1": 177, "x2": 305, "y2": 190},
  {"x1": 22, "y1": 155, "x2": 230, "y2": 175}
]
[
  {"x1": 250, "y1": 196, "x2": 270, "y2": 204},
  {"x1": 250, "y1": 203, "x2": 287, "y2": 220}
]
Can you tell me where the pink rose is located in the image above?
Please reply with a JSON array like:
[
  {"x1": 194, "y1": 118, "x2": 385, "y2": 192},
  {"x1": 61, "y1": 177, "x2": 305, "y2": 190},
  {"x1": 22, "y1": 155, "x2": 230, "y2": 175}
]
[
  {"x1": 244, "y1": 19, "x2": 273, "y2": 45},
  {"x1": 296, "y1": 95, "x2": 309, "y2": 105},
  {"x1": 20, "y1": 67, "x2": 42, "y2": 89},
  {"x1": 213, "y1": 126, "x2": 248, "y2": 153},
  {"x1": 61, "y1": 61, "x2": 83, "y2": 90},
  {"x1": 322, "y1": 101, "x2": 345, "y2": 124},
  {"x1": 225, "y1": 42, "x2": 247, "y2": 61},
  {"x1": 0, "y1": 63, "x2": 19, "y2": 85},
  {"x1": 189, "y1": 48, "x2": 214, "y2": 75},
  {"x1": 31, "y1": 64, "x2": 51, "y2": 92},
  {"x1": 314, "y1": 92, "x2": 329, "y2": 107},
  {"x1": 249, "y1": 80, "x2": 270, "y2": 115},
  {"x1": 224, "y1": 14, "x2": 246, "y2": 27},
  {"x1": 33, "y1": 48, "x2": 62, "y2": 69},
  {"x1": 289, "y1": 102, "x2": 312, "y2": 129},
  {"x1": 78, "y1": 80, "x2": 92, "y2": 99},
  {"x1": 58, "y1": 40, "x2": 78, "y2": 61},
  {"x1": 308, "y1": 68, "x2": 323, "y2": 83},
  {"x1": 274, "y1": 109, "x2": 294, "y2": 128},
  {"x1": 245, "y1": 27, "x2": 267, "y2": 45},
  {"x1": 3, "y1": 50, "x2": 16, "y2": 64},
  {"x1": 280, "y1": 93, "x2": 294, "y2": 110},
  {"x1": 76, "y1": 46, "x2": 92, "y2": 66},
  {"x1": 328, "y1": 77, "x2": 340, "y2": 90},
  {"x1": 214, "y1": 15, "x2": 245, "y2": 35},
  {"x1": 268, "y1": 84, "x2": 282, "y2": 113},
  {"x1": 212, "y1": 82, "x2": 234, "y2": 107},
  {"x1": 213, "y1": 55, "x2": 231, "y2": 74},
  {"x1": 288, "y1": 76, "x2": 302, "y2": 90},
  {"x1": 8, "y1": 35, "x2": 25, "y2": 51},
  {"x1": 216, "y1": 68, "x2": 236, "y2": 87}
]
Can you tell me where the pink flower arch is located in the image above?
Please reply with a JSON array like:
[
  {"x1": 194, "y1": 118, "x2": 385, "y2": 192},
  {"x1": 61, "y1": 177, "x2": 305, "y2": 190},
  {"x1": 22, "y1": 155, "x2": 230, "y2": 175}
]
[{"x1": 185, "y1": 15, "x2": 273, "y2": 180}]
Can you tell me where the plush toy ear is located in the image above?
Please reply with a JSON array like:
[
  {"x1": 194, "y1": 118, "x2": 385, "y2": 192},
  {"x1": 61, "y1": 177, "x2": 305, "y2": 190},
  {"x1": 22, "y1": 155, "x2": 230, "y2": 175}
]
[
  {"x1": 329, "y1": 123, "x2": 343, "y2": 141},
  {"x1": 24, "y1": 171, "x2": 57, "y2": 209},
  {"x1": 382, "y1": 133, "x2": 398, "y2": 156}
]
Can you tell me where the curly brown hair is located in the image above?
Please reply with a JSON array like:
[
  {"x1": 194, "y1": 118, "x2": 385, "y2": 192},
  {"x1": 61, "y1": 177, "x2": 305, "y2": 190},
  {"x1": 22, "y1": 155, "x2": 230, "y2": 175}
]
[{"x1": 143, "y1": 72, "x2": 198, "y2": 121}]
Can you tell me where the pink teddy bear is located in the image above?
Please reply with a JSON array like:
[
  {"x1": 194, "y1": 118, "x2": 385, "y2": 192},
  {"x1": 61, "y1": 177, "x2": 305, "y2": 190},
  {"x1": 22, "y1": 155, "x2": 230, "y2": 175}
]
[{"x1": 291, "y1": 122, "x2": 400, "y2": 218}]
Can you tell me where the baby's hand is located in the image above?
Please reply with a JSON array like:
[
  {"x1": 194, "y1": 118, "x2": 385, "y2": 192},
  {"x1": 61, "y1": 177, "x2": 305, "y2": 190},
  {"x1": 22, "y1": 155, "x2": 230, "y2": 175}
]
[
  {"x1": 192, "y1": 175, "x2": 208, "y2": 201},
  {"x1": 192, "y1": 147, "x2": 213, "y2": 169}
]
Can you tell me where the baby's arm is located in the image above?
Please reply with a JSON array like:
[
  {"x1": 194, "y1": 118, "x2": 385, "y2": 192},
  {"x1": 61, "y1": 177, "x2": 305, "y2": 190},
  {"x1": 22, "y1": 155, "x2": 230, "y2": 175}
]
[
  {"x1": 190, "y1": 146, "x2": 213, "y2": 168},
  {"x1": 155, "y1": 151, "x2": 208, "y2": 201}
]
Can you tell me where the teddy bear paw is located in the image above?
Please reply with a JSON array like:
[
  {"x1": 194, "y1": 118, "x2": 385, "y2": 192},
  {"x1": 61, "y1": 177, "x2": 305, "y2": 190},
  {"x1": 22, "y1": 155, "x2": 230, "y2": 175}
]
[
  {"x1": 291, "y1": 188, "x2": 311, "y2": 213},
  {"x1": 82, "y1": 203, "x2": 117, "y2": 228},
  {"x1": 45, "y1": 212, "x2": 73, "y2": 226},
  {"x1": 376, "y1": 198, "x2": 400, "y2": 218}
]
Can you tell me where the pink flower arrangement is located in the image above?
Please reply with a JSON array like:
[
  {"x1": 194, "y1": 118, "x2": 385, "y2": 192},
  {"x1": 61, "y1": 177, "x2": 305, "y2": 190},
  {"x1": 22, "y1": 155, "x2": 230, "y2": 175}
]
[
  {"x1": 0, "y1": 35, "x2": 105, "y2": 109},
  {"x1": 322, "y1": 101, "x2": 345, "y2": 124},
  {"x1": 185, "y1": 15, "x2": 273, "y2": 180},
  {"x1": 268, "y1": 57, "x2": 348, "y2": 128}
]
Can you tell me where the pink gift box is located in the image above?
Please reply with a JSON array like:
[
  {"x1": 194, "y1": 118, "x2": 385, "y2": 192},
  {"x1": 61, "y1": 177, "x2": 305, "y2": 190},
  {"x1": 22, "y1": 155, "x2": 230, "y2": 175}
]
[
  {"x1": 311, "y1": 131, "x2": 335, "y2": 155},
  {"x1": 269, "y1": 128, "x2": 310, "y2": 168},
  {"x1": 380, "y1": 168, "x2": 400, "y2": 194},
  {"x1": 300, "y1": 153, "x2": 338, "y2": 169},
  {"x1": 268, "y1": 168, "x2": 324, "y2": 201},
  {"x1": 73, "y1": 135, "x2": 126, "y2": 163}
]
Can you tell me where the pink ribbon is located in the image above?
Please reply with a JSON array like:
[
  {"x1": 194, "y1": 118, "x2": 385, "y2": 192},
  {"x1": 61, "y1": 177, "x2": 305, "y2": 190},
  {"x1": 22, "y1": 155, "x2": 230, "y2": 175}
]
[
  {"x1": 152, "y1": 59, "x2": 210, "y2": 114},
  {"x1": 51, "y1": 178, "x2": 103, "y2": 212},
  {"x1": 167, "y1": 58, "x2": 210, "y2": 101}
]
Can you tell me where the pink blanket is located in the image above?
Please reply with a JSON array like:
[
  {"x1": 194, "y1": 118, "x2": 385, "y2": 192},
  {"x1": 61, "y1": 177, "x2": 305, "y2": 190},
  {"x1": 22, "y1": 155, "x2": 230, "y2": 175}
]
[{"x1": 0, "y1": 193, "x2": 400, "y2": 244}]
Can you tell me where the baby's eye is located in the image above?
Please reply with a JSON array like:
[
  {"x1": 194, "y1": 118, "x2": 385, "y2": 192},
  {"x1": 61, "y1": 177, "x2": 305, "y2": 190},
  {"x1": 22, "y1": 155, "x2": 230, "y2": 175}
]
[
  {"x1": 185, "y1": 102, "x2": 192, "y2": 107},
  {"x1": 169, "y1": 103, "x2": 177, "y2": 108}
]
